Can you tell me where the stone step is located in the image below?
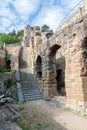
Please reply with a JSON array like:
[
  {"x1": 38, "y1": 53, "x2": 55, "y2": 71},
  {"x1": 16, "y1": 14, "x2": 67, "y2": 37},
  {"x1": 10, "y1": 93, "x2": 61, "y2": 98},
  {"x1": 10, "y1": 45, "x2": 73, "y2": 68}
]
[
  {"x1": 24, "y1": 96, "x2": 42, "y2": 101},
  {"x1": 24, "y1": 94, "x2": 42, "y2": 98},
  {"x1": 22, "y1": 85, "x2": 39, "y2": 88},
  {"x1": 21, "y1": 82, "x2": 33, "y2": 84},
  {"x1": 21, "y1": 84, "x2": 37, "y2": 86},
  {"x1": 23, "y1": 88, "x2": 38, "y2": 90},
  {"x1": 22, "y1": 85, "x2": 38, "y2": 90},
  {"x1": 22, "y1": 84, "x2": 34, "y2": 86},
  {"x1": 23, "y1": 92, "x2": 41, "y2": 96},
  {"x1": 23, "y1": 90, "x2": 41, "y2": 94},
  {"x1": 24, "y1": 96, "x2": 42, "y2": 99},
  {"x1": 22, "y1": 86, "x2": 33, "y2": 88},
  {"x1": 23, "y1": 92, "x2": 42, "y2": 97},
  {"x1": 23, "y1": 90, "x2": 42, "y2": 101}
]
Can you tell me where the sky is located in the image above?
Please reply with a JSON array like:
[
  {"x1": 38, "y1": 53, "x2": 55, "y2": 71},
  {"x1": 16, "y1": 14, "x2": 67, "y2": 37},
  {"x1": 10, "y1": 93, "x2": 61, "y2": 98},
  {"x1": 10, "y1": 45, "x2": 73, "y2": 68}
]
[{"x1": 0, "y1": 0, "x2": 83, "y2": 33}]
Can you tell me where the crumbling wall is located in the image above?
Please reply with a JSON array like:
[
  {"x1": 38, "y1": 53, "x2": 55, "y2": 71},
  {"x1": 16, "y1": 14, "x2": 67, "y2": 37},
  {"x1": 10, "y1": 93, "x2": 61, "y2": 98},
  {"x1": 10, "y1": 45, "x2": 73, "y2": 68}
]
[
  {"x1": 0, "y1": 48, "x2": 6, "y2": 69},
  {"x1": 6, "y1": 46, "x2": 21, "y2": 71}
]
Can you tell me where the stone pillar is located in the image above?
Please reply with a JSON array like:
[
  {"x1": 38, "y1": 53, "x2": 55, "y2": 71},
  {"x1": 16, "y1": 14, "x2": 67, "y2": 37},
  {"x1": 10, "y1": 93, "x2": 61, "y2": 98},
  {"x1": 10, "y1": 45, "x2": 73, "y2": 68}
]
[
  {"x1": 23, "y1": 25, "x2": 31, "y2": 47},
  {"x1": 65, "y1": 54, "x2": 84, "y2": 109},
  {"x1": 81, "y1": 36, "x2": 87, "y2": 111},
  {"x1": 34, "y1": 26, "x2": 42, "y2": 46},
  {"x1": 43, "y1": 55, "x2": 58, "y2": 99},
  {"x1": 65, "y1": 24, "x2": 87, "y2": 110}
]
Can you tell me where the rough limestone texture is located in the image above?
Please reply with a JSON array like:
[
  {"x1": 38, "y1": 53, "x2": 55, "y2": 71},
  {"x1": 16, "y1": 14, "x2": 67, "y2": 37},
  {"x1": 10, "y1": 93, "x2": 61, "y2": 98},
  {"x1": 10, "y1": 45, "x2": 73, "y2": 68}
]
[
  {"x1": 20, "y1": 9, "x2": 87, "y2": 110},
  {"x1": 6, "y1": 46, "x2": 21, "y2": 71},
  {"x1": 30, "y1": 6, "x2": 87, "y2": 111},
  {"x1": 0, "y1": 48, "x2": 6, "y2": 68},
  {"x1": 0, "y1": 2, "x2": 87, "y2": 111}
]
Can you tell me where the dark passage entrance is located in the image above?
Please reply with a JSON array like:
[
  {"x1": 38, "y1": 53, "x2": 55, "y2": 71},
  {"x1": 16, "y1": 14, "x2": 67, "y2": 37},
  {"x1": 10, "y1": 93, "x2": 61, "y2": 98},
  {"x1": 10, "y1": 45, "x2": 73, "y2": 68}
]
[
  {"x1": 35, "y1": 56, "x2": 42, "y2": 79},
  {"x1": 56, "y1": 69, "x2": 66, "y2": 95},
  {"x1": 6, "y1": 60, "x2": 11, "y2": 70}
]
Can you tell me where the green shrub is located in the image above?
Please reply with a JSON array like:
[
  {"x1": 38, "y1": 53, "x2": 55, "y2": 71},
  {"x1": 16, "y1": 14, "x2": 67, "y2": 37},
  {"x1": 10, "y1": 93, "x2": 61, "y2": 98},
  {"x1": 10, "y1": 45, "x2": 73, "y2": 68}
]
[{"x1": 4, "y1": 78, "x2": 15, "y2": 89}]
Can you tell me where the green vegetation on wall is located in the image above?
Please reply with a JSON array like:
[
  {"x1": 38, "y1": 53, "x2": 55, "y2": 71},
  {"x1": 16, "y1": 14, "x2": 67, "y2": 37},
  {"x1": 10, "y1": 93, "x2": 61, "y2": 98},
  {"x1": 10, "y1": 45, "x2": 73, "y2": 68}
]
[{"x1": 4, "y1": 78, "x2": 15, "y2": 89}]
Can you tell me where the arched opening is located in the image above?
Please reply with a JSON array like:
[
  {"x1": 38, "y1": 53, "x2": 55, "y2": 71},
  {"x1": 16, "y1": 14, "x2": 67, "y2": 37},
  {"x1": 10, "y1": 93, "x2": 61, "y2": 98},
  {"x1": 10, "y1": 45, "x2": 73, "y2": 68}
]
[
  {"x1": 46, "y1": 32, "x2": 53, "y2": 39},
  {"x1": 46, "y1": 44, "x2": 66, "y2": 98},
  {"x1": 6, "y1": 60, "x2": 11, "y2": 70},
  {"x1": 5, "y1": 51, "x2": 11, "y2": 71},
  {"x1": 56, "y1": 56, "x2": 66, "y2": 95},
  {"x1": 81, "y1": 36, "x2": 87, "y2": 76},
  {"x1": 35, "y1": 55, "x2": 42, "y2": 79},
  {"x1": 81, "y1": 36, "x2": 87, "y2": 105},
  {"x1": 45, "y1": 44, "x2": 61, "y2": 97}
]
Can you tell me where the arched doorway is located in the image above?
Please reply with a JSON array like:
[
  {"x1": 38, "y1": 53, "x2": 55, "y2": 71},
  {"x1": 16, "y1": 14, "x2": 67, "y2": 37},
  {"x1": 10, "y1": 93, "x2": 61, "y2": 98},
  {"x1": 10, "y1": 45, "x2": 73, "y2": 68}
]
[
  {"x1": 35, "y1": 55, "x2": 42, "y2": 79},
  {"x1": 56, "y1": 56, "x2": 66, "y2": 95},
  {"x1": 43, "y1": 44, "x2": 61, "y2": 98}
]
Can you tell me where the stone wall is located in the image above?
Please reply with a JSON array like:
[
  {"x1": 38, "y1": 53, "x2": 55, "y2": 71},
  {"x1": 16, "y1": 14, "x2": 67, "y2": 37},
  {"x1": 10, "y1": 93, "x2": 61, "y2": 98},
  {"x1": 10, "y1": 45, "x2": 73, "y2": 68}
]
[
  {"x1": 20, "y1": 3, "x2": 87, "y2": 111},
  {"x1": 0, "y1": 48, "x2": 6, "y2": 68},
  {"x1": 48, "y1": 13, "x2": 87, "y2": 110},
  {"x1": 56, "y1": 48, "x2": 65, "y2": 93},
  {"x1": 6, "y1": 46, "x2": 21, "y2": 71},
  {"x1": 57, "y1": 8, "x2": 83, "y2": 32},
  {"x1": 32, "y1": 7, "x2": 87, "y2": 111}
]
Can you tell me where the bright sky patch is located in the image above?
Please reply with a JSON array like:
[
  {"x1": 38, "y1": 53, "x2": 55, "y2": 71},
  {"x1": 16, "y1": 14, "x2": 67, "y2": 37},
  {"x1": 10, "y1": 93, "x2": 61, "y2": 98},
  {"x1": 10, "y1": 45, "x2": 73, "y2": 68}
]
[{"x1": 0, "y1": 0, "x2": 83, "y2": 33}]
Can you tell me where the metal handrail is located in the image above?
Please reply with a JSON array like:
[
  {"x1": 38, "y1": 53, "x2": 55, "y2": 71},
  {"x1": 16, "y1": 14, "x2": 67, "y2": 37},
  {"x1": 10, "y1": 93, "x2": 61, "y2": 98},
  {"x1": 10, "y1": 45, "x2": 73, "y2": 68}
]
[{"x1": 33, "y1": 75, "x2": 44, "y2": 96}]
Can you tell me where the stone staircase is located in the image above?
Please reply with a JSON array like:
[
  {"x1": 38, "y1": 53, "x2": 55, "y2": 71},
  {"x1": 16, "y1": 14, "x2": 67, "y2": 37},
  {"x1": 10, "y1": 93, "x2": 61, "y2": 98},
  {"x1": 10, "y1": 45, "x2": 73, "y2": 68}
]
[
  {"x1": 20, "y1": 68, "x2": 42, "y2": 101},
  {"x1": 19, "y1": 47, "x2": 42, "y2": 101}
]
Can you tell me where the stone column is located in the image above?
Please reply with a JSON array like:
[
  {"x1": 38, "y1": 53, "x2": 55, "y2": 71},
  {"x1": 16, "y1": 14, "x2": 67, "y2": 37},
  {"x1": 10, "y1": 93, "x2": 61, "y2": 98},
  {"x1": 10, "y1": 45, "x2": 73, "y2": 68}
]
[
  {"x1": 43, "y1": 54, "x2": 58, "y2": 99},
  {"x1": 65, "y1": 23, "x2": 87, "y2": 110}
]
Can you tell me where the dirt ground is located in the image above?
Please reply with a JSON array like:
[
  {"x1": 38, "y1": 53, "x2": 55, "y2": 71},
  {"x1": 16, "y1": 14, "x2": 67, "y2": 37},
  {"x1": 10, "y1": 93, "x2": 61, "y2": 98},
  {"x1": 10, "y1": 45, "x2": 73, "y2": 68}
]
[{"x1": 13, "y1": 99, "x2": 87, "y2": 130}]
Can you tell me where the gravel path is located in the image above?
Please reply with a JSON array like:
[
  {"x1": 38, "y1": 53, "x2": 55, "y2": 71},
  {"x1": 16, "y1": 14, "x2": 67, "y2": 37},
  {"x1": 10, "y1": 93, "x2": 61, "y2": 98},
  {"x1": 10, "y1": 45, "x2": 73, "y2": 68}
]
[
  {"x1": 1, "y1": 99, "x2": 87, "y2": 130},
  {"x1": 13, "y1": 99, "x2": 87, "y2": 130}
]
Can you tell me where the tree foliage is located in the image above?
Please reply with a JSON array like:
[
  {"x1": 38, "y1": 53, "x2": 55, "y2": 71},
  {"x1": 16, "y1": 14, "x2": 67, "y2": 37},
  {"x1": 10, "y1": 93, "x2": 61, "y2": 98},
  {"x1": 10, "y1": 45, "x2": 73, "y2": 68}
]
[
  {"x1": 0, "y1": 34, "x2": 20, "y2": 44},
  {"x1": 16, "y1": 30, "x2": 24, "y2": 41},
  {"x1": 41, "y1": 24, "x2": 53, "y2": 32},
  {"x1": 9, "y1": 29, "x2": 16, "y2": 36},
  {"x1": 0, "y1": 29, "x2": 24, "y2": 44}
]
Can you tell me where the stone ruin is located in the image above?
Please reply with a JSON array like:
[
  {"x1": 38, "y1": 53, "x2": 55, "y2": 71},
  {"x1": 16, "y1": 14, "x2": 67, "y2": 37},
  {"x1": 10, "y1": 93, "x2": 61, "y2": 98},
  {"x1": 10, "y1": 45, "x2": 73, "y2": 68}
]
[{"x1": 0, "y1": 0, "x2": 87, "y2": 112}]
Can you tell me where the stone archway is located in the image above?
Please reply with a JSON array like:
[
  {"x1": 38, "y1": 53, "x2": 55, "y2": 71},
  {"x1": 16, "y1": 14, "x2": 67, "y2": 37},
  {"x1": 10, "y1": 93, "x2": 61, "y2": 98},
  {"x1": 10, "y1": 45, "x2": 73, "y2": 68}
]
[
  {"x1": 35, "y1": 55, "x2": 42, "y2": 79},
  {"x1": 43, "y1": 44, "x2": 61, "y2": 99}
]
